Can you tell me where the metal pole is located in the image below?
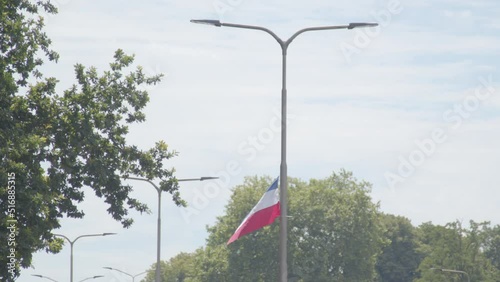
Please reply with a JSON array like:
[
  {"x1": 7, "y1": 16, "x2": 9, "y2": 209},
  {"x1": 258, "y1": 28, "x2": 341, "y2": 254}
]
[
  {"x1": 123, "y1": 176, "x2": 218, "y2": 282},
  {"x1": 54, "y1": 233, "x2": 115, "y2": 282},
  {"x1": 70, "y1": 242, "x2": 74, "y2": 282},
  {"x1": 156, "y1": 189, "x2": 162, "y2": 282},
  {"x1": 279, "y1": 43, "x2": 288, "y2": 282}
]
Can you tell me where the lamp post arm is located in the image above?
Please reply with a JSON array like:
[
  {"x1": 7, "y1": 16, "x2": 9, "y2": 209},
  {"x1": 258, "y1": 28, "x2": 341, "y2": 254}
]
[
  {"x1": 53, "y1": 233, "x2": 71, "y2": 243},
  {"x1": 104, "y1": 267, "x2": 133, "y2": 279},
  {"x1": 441, "y1": 269, "x2": 470, "y2": 282},
  {"x1": 133, "y1": 271, "x2": 148, "y2": 278},
  {"x1": 32, "y1": 274, "x2": 59, "y2": 282},
  {"x1": 73, "y1": 233, "x2": 107, "y2": 244},
  {"x1": 123, "y1": 176, "x2": 160, "y2": 192},
  {"x1": 431, "y1": 268, "x2": 470, "y2": 282},
  {"x1": 221, "y1": 22, "x2": 284, "y2": 46},
  {"x1": 286, "y1": 25, "x2": 349, "y2": 45}
]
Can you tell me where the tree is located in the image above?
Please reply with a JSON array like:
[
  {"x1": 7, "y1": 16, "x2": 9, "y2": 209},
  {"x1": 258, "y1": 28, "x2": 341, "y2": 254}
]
[
  {"x1": 142, "y1": 252, "x2": 200, "y2": 282},
  {"x1": 0, "y1": 2, "x2": 179, "y2": 280},
  {"x1": 415, "y1": 221, "x2": 498, "y2": 282},
  {"x1": 288, "y1": 171, "x2": 384, "y2": 281},
  {"x1": 483, "y1": 224, "x2": 500, "y2": 273},
  {"x1": 375, "y1": 214, "x2": 422, "y2": 282},
  {"x1": 201, "y1": 170, "x2": 385, "y2": 281}
]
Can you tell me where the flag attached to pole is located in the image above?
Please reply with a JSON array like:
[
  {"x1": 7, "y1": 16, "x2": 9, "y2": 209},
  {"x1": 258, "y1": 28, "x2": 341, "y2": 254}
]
[{"x1": 227, "y1": 177, "x2": 280, "y2": 245}]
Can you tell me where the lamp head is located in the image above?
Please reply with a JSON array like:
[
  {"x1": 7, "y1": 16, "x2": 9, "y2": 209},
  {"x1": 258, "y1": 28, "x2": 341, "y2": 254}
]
[
  {"x1": 200, "y1": 177, "x2": 219, "y2": 181},
  {"x1": 102, "y1": 233, "x2": 116, "y2": 236},
  {"x1": 348, "y1": 22, "x2": 378, "y2": 29},
  {"x1": 190, "y1": 19, "x2": 222, "y2": 27}
]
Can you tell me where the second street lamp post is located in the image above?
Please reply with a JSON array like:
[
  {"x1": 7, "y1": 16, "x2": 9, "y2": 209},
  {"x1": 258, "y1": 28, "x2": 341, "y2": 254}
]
[
  {"x1": 123, "y1": 176, "x2": 218, "y2": 282},
  {"x1": 32, "y1": 274, "x2": 104, "y2": 282},
  {"x1": 53, "y1": 233, "x2": 116, "y2": 282},
  {"x1": 191, "y1": 19, "x2": 377, "y2": 281},
  {"x1": 103, "y1": 267, "x2": 147, "y2": 282}
]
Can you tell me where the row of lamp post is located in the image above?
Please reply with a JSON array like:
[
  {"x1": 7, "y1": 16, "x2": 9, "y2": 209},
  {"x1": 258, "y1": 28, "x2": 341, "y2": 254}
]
[
  {"x1": 32, "y1": 267, "x2": 147, "y2": 282},
  {"x1": 39, "y1": 176, "x2": 217, "y2": 282},
  {"x1": 35, "y1": 17, "x2": 380, "y2": 282},
  {"x1": 32, "y1": 274, "x2": 103, "y2": 282},
  {"x1": 34, "y1": 14, "x2": 479, "y2": 281},
  {"x1": 31, "y1": 17, "x2": 474, "y2": 282}
]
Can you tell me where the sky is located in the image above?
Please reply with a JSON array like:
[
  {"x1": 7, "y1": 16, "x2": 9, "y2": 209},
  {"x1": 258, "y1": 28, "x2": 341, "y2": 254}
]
[{"x1": 17, "y1": 0, "x2": 500, "y2": 281}]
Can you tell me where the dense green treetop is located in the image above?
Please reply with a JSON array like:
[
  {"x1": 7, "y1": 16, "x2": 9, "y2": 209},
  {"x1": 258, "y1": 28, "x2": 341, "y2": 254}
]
[{"x1": 0, "y1": 1, "x2": 179, "y2": 280}]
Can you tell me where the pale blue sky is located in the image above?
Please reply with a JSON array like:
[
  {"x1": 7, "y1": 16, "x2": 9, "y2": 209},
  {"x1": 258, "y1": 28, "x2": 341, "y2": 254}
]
[{"x1": 18, "y1": 0, "x2": 500, "y2": 281}]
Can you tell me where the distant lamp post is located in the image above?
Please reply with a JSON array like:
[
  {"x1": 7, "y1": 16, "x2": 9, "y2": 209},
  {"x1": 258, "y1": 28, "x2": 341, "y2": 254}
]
[
  {"x1": 103, "y1": 266, "x2": 147, "y2": 282},
  {"x1": 53, "y1": 233, "x2": 116, "y2": 282},
  {"x1": 431, "y1": 267, "x2": 470, "y2": 282},
  {"x1": 32, "y1": 274, "x2": 103, "y2": 282},
  {"x1": 32, "y1": 274, "x2": 58, "y2": 282},
  {"x1": 191, "y1": 18, "x2": 377, "y2": 282},
  {"x1": 78, "y1": 275, "x2": 104, "y2": 282},
  {"x1": 123, "y1": 176, "x2": 219, "y2": 282}
]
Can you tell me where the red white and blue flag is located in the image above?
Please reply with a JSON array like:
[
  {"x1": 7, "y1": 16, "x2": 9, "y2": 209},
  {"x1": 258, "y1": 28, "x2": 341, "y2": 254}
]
[{"x1": 227, "y1": 177, "x2": 280, "y2": 245}]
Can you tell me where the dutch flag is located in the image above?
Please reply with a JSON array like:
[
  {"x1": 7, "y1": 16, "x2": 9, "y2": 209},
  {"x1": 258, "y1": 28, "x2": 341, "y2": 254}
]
[{"x1": 227, "y1": 177, "x2": 280, "y2": 245}]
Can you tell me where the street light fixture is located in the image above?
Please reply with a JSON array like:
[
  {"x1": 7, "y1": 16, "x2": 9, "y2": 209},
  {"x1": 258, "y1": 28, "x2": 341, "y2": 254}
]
[
  {"x1": 191, "y1": 19, "x2": 377, "y2": 282},
  {"x1": 430, "y1": 267, "x2": 470, "y2": 282},
  {"x1": 78, "y1": 275, "x2": 104, "y2": 282},
  {"x1": 123, "y1": 175, "x2": 219, "y2": 282},
  {"x1": 103, "y1": 267, "x2": 147, "y2": 282},
  {"x1": 53, "y1": 233, "x2": 116, "y2": 282}
]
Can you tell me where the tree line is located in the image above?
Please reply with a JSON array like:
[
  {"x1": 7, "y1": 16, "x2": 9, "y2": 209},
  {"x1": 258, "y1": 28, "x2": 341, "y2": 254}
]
[{"x1": 142, "y1": 172, "x2": 500, "y2": 282}]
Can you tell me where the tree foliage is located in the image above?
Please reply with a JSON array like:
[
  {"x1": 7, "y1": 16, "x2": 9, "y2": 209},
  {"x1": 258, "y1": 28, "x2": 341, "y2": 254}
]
[
  {"x1": 148, "y1": 171, "x2": 385, "y2": 281},
  {"x1": 375, "y1": 214, "x2": 422, "y2": 282},
  {"x1": 1, "y1": 1, "x2": 179, "y2": 280},
  {"x1": 415, "y1": 221, "x2": 500, "y2": 282},
  {"x1": 143, "y1": 172, "x2": 500, "y2": 282}
]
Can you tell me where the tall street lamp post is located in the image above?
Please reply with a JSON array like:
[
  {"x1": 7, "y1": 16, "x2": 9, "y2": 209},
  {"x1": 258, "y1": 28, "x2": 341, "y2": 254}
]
[
  {"x1": 190, "y1": 19, "x2": 377, "y2": 281},
  {"x1": 124, "y1": 176, "x2": 218, "y2": 282},
  {"x1": 431, "y1": 267, "x2": 470, "y2": 282},
  {"x1": 103, "y1": 266, "x2": 147, "y2": 282},
  {"x1": 53, "y1": 233, "x2": 116, "y2": 282}
]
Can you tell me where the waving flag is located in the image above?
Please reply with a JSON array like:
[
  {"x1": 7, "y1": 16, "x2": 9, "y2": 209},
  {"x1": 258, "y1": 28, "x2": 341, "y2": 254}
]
[{"x1": 227, "y1": 177, "x2": 280, "y2": 245}]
